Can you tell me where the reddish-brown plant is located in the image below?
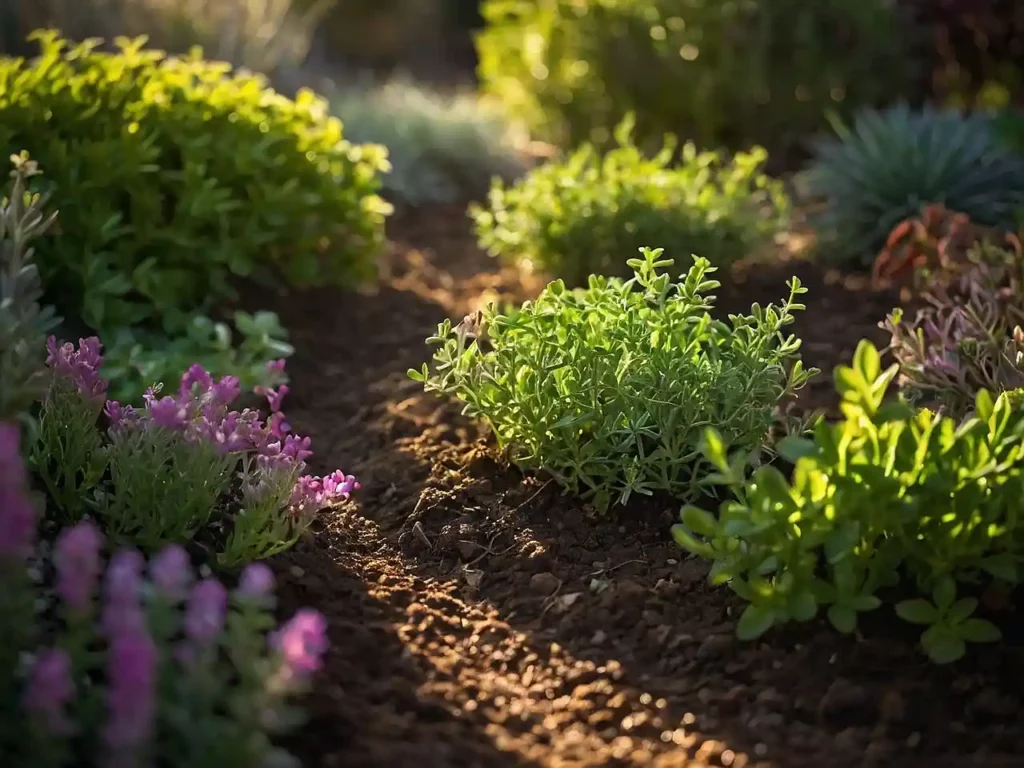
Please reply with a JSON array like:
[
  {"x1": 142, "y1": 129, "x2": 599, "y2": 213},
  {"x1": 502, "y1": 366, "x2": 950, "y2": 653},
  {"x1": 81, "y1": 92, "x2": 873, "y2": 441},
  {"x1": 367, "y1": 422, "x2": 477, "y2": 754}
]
[{"x1": 872, "y1": 203, "x2": 1022, "y2": 296}]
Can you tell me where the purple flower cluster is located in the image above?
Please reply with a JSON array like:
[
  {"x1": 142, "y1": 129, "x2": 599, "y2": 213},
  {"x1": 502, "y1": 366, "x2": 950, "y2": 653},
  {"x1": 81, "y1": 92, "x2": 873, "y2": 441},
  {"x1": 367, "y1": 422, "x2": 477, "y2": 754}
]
[
  {"x1": 17, "y1": 517, "x2": 329, "y2": 751},
  {"x1": 46, "y1": 336, "x2": 107, "y2": 404},
  {"x1": 44, "y1": 338, "x2": 361, "y2": 523},
  {"x1": 0, "y1": 422, "x2": 36, "y2": 561}
]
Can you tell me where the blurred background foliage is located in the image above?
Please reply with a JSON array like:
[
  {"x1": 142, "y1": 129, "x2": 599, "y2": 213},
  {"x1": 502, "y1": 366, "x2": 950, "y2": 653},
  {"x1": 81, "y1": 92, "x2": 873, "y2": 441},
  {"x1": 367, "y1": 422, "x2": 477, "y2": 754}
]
[{"x1": 2, "y1": 0, "x2": 1021, "y2": 113}]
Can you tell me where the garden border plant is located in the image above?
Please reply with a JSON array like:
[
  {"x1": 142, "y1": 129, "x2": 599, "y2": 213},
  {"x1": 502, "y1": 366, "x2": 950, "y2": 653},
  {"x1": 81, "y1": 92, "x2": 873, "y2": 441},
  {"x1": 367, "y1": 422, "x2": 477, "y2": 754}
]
[
  {"x1": 674, "y1": 341, "x2": 1017, "y2": 664},
  {"x1": 411, "y1": 246, "x2": 817, "y2": 512},
  {"x1": 471, "y1": 115, "x2": 790, "y2": 287}
]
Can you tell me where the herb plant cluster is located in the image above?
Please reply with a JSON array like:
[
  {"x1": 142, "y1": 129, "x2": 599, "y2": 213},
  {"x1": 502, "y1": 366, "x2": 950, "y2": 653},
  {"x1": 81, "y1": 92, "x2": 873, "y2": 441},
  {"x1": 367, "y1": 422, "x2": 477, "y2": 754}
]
[
  {"x1": 411, "y1": 247, "x2": 817, "y2": 512},
  {"x1": 674, "y1": 342, "x2": 1018, "y2": 664},
  {"x1": 471, "y1": 116, "x2": 789, "y2": 286}
]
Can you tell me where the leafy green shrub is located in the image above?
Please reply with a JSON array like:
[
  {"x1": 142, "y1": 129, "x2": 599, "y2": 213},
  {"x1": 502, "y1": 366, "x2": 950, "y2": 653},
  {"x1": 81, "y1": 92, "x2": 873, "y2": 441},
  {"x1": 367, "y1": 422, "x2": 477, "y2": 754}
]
[
  {"x1": 0, "y1": 31, "x2": 390, "y2": 340},
  {"x1": 801, "y1": 104, "x2": 1024, "y2": 268},
  {"x1": 331, "y1": 78, "x2": 527, "y2": 205},
  {"x1": 101, "y1": 311, "x2": 294, "y2": 405},
  {"x1": 410, "y1": 247, "x2": 817, "y2": 512},
  {"x1": 475, "y1": 0, "x2": 912, "y2": 156},
  {"x1": 675, "y1": 341, "x2": 1019, "y2": 664},
  {"x1": 470, "y1": 117, "x2": 789, "y2": 286}
]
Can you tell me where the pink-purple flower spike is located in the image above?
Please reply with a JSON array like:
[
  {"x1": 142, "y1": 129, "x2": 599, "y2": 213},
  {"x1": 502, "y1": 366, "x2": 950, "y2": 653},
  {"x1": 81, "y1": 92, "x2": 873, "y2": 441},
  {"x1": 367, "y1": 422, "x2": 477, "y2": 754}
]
[
  {"x1": 22, "y1": 648, "x2": 75, "y2": 735},
  {"x1": 45, "y1": 336, "x2": 107, "y2": 404}
]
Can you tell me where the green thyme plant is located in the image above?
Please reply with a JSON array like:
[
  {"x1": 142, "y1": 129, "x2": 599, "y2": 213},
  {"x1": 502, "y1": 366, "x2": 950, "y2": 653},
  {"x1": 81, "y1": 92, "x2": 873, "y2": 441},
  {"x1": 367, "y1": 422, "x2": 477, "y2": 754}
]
[
  {"x1": 674, "y1": 341, "x2": 1019, "y2": 663},
  {"x1": 0, "y1": 152, "x2": 60, "y2": 425},
  {"x1": 410, "y1": 246, "x2": 817, "y2": 512},
  {"x1": 470, "y1": 116, "x2": 789, "y2": 286}
]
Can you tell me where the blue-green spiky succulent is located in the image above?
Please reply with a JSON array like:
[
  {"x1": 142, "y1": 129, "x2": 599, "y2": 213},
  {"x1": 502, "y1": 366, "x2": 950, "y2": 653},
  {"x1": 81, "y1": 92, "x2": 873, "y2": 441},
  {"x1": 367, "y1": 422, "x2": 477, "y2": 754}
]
[{"x1": 801, "y1": 103, "x2": 1024, "y2": 268}]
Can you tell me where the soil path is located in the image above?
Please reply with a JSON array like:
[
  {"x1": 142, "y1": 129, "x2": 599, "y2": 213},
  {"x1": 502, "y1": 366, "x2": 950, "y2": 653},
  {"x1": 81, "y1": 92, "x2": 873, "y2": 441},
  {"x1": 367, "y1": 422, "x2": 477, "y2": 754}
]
[{"x1": 257, "y1": 205, "x2": 1024, "y2": 768}]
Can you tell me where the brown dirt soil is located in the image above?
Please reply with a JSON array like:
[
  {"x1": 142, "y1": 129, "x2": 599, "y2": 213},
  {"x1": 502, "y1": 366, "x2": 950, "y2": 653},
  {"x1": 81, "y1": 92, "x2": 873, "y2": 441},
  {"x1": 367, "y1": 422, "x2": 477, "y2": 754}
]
[{"x1": 255, "y1": 205, "x2": 1024, "y2": 768}]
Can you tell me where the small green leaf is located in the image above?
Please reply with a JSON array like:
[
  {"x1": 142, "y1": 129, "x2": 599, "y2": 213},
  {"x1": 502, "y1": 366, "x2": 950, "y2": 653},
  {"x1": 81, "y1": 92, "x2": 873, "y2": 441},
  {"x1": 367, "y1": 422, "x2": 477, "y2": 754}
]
[
  {"x1": 670, "y1": 524, "x2": 712, "y2": 557},
  {"x1": 975, "y1": 388, "x2": 994, "y2": 421},
  {"x1": 921, "y1": 625, "x2": 966, "y2": 664},
  {"x1": 853, "y1": 340, "x2": 881, "y2": 382},
  {"x1": 958, "y1": 618, "x2": 1002, "y2": 644},
  {"x1": 789, "y1": 591, "x2": 818, "y2": 622},
  {"x1": 895, "y1": 598, "x2": 940, "y2": 625},
  {"x1": 680, "y1": 505, "x2": 718, "y2": 536},
  {"x1": 947, "y1": 597, "x2": 978, "y2": 625},
  {"x1": 932, "y1": 576, "x2": 957, "y2": 611},
  {"x1": 701, "y1": 428, "x2": 729, "y2": 470},
  {"x1": 980, "y1": 554, "x2": 1019, "y2": 583},
  {"x1": 827, "y1": 604, "x2": 857, "y2": 634},
  {"x1": 736, "y1": 604, "x2": 776, "y2": 641},
  {"x1": 776, "y1": 435, "x2": 817, "y2": 463},
  {"x1": 851, "y1": 594, "x2": 882, "y2": 612}
]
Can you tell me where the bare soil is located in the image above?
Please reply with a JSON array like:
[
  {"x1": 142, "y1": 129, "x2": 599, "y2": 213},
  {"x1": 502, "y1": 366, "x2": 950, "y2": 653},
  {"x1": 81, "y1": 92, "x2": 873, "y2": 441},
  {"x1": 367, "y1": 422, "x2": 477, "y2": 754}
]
[{"x1": 256, "y1": 204, "x2": 1024, "y2": 768}]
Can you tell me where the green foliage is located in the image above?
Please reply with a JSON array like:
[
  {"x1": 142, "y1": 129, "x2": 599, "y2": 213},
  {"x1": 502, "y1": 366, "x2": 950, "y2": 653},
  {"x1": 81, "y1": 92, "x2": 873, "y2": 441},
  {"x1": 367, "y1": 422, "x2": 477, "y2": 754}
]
[
  {"x1": 993, "y1": 108, "x2": 1024, "y2": 158},
  {"x1": 103, "y1": 415, "x2": 236, "y2": 550},
  {"x1": 475, "y1": 0, "x2": 912, "y2": 156},
  {"x1": 410, "y1": 247, "x2": 817, "y2": 512},
  {"x1": 674, "y1": 341, "x2": 1020, "y2": 663},
  {"x1": 0, "y1": 31, "x2": 390, "y2": 339},
  {"x1": 0, "y1": 153, "x2": 60, "y2": 426},
  {"x1": 802, "y1": 104, "x2": 1024, "y2": 268},
  {"x1": 470, "y1": 116, "x2": 789, "y2": 286},
  {"x1": 332, "y1": 78, "x2": 527, "y2": 205},
  {"x1": 102, "y1": 311, "x2": 294, "y2": 405}
]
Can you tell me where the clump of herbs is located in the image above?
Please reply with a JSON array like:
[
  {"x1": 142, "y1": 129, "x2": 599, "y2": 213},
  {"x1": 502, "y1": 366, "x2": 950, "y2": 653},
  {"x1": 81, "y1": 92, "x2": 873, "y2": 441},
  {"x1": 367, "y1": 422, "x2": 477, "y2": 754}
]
[
  {"x1": 411, "y1": 247, "x2": 817, "y2": 512},
  {"x1": 470, "y1": 116, "x2": 789, "y2": 287},
  {"x1": 675, "y1": 341, "x2": 1019, "y2": 664}
]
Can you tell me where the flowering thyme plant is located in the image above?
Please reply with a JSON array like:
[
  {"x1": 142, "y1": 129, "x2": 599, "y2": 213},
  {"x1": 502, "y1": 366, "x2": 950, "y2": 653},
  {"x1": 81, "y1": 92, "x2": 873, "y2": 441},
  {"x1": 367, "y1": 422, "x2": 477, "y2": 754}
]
[
  {"x1": 674, "y1": 342, "x2": 1017, "y2": 664},
  {"x1": 30, "y1": 337, "x2": 359, "y2": 566},
  {"x1": 411, "y1": 247, "x2": 817, "y2": 512},
  {"x1": 2, "y1": 429, "x2": 328, "y2": 766}
]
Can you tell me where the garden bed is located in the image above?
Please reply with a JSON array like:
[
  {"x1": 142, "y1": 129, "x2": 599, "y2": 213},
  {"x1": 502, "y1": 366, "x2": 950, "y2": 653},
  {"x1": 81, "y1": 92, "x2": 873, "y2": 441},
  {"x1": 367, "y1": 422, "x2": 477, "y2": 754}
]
[{"x1": 259, "y1": 205, "x2": 1024, "y2": 768}]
